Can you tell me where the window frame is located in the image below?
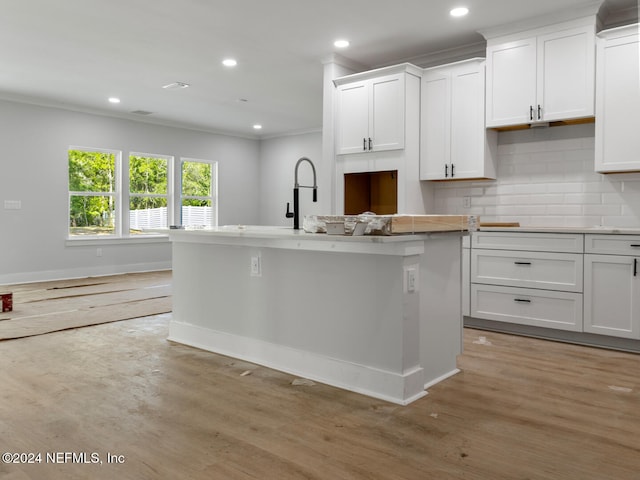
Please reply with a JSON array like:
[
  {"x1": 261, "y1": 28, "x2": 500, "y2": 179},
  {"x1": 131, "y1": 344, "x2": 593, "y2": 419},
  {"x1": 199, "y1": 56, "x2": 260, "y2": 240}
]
[
  {"x1": 67, "y1": 148, "x2": 218, "y2": 243},
  {"x1": 67, "y1": 146, "x2": 122, "y2": 238},
  {"x1": 180, "y1": 158, "x2": 218, "y2": 228},
  {"x1": 126, "y1": 152, "x2": 174, "y2": 235}
]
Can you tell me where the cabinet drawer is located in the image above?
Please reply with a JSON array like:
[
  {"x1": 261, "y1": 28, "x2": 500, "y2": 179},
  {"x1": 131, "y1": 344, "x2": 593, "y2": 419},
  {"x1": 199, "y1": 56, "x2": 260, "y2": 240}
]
[
  {"x1": 585, "y1": 234, "x2": 640, "y2": 255},
  {"x1": 471, "y1": 250, "x2": 583, "y2": 292},
  {"x1": 472, "y1": 231, "x2": 583, "y2": 253},
  {"x1": 471, "y1": 284, "x2": 583, "y2": 331}
]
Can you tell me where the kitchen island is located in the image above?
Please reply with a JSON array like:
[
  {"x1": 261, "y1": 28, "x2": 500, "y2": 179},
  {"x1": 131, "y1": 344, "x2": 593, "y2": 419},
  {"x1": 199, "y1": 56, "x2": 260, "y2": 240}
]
[{"x1": 168, "y1": 225, "x2": 467, "y2": 405}]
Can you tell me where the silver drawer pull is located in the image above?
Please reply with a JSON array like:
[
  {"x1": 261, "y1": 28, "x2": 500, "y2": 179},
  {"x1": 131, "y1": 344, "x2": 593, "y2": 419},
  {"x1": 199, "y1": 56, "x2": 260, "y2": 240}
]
[
  {"x1": 514, "y1": 298, "x2": 531, "y2": 303},
  {"x1": 514, "y1": 261, "x2": 532, "y2": 265}
]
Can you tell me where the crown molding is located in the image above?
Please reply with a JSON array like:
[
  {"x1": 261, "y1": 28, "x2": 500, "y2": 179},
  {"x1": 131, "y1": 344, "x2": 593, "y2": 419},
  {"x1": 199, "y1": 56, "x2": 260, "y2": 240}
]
[{"x1": 479, "y1": 1, "x2": 604, "y2": 40}]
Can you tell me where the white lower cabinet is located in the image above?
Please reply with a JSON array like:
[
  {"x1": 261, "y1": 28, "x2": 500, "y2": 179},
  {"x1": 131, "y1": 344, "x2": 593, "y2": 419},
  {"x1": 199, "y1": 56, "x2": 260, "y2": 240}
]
[
  {"x1": 583, "y1": 235, "x2": 640, "y2": 339},
  {"x1": 468, "y1": 231, "x2": 640, "y2": 344},
  {"x1": 472, "y1": 249, "x2": 583, "y2": 292},
  {"x1": 471, "y1": 284, "x2": 583, "y2": 331},
  {"x1": 470, "y1": 232, "x2": 584, "y2": 331}
]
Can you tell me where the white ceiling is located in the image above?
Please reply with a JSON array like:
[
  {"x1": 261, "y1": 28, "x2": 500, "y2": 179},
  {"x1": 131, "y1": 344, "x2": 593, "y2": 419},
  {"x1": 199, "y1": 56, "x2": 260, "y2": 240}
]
[{"x1": 1, "y1": 0, "x2": 637, "y2": 138}]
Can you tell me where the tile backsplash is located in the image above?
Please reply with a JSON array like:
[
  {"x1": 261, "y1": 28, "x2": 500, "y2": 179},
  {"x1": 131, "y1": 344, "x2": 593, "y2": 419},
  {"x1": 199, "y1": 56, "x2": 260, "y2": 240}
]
[{"x1": 433, "y1": 123, "x2": 640, "y2": 228}]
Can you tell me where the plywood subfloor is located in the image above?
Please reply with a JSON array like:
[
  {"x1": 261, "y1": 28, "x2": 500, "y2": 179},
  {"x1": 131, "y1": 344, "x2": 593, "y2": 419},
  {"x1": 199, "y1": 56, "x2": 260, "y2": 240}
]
[
  {"x1": 0, "y1": 271, "x2": 171, "y2": 340},
  {"x1": 0, "y1": 308, "x2": 638, "y2": 479}
]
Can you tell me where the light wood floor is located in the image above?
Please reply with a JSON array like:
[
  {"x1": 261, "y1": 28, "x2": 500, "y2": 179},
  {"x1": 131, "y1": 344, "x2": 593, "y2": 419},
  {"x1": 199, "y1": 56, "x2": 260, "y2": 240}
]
[{"x1": 1, "y1": 310, "x2": 639, "y2": 479}]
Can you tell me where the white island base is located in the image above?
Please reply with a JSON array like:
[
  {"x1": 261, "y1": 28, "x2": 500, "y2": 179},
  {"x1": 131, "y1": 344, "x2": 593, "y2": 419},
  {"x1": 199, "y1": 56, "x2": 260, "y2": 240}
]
[{"x1": 168, "y1": 227, "x2": 464, "y2": 405}]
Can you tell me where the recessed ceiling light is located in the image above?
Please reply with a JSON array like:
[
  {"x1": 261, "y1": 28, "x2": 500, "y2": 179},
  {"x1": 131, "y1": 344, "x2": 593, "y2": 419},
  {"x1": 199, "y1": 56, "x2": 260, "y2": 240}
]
[
  {"x1": 222, "y1": 58, "x2": 238, "y2": 67},
  {"x1": 253, "y1": 124, "x2": 262, "y2": 130},
  {"x1": 450, "y1": 6, "x2": 469, "y2": 17},
  {"x1": 108, "y1": 97, "x2": 120, "y2": 104},
  {"x1": 334, "y1": 39, "x2": 350, "y2": 48}
]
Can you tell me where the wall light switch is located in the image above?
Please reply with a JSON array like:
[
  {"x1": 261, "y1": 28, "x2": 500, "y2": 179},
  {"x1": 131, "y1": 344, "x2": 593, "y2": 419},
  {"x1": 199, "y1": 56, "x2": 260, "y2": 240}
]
[{"x1": 4, "y1": 200, "x2": 21, "y2": 210}]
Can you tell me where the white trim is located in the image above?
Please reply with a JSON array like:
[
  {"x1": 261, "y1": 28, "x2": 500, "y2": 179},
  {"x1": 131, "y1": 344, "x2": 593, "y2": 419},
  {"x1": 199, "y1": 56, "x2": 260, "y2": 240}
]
[
  {"x1": 128, "y1": 152, "x2": 174, "y2": 232},
  {"x1": 479, "y1": 4, "x2": 602, "y2": 42},
  {"x1": 424, "y1": 368, "x2": 461, "y2": 390},
  {"x1": 68, "y1": 147, "x2": 122, "y2": 237},
  {"x1": 65, "y1": 235, "x2": 169, "y2": 246},
  {"x1": 168, "y1": 321, "x2": 427, "y2": 405},
  {"x1": 179, "y1": 158, "x2": 218, "y2": 228}
]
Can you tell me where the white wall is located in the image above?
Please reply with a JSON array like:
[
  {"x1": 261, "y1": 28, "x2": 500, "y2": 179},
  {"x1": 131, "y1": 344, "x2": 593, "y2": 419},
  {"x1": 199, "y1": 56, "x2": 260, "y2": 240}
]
[
  {"x1": 0, "y1": 99, "x2": 260, "y2": 283},
  {"x1": 258, "y1": 131, "x2": 324, "y2": 226},
  {"x1": 433, "y1": 123, "x2": 640, "y2": 228}
]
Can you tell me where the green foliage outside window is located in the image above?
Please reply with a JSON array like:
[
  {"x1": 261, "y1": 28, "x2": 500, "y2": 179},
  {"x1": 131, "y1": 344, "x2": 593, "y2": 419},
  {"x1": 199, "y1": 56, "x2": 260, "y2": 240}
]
[
  {"x1": 68, "y1": 150, "x2": 116, "y2": 234},
  {"x1": 182, "y1": 161, "x2": 212, "y2": 207},
  {"x1": 129, "y1": 155, "x2": 168, "y2": 209}
]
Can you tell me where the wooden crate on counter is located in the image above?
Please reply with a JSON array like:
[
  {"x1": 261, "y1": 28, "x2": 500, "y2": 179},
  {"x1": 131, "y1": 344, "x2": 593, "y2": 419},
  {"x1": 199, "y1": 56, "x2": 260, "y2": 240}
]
[{"x1": 384, "y1": 215, "x2": 477, "y2": 234}]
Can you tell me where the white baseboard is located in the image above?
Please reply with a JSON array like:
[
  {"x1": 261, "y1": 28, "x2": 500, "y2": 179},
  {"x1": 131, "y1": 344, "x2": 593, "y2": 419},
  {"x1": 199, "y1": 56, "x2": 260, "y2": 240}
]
[
  {"x1": 0, "y1": 261, "x2": 172, "y2": 285},
  {"x1": 168, "y1": 320, "x2": 427, "y2": 406},
  {"x1": 424, "y1": 368, "x2": 461, "y2": 390}
]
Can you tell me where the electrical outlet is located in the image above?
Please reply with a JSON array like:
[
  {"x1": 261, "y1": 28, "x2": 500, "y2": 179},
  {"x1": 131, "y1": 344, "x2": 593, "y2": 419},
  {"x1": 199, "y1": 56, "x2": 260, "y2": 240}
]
[
  {"x1": 96, "y1": 248, "x2": 103, "y2": 257},
  {"x1": 462, "y1": 196, "x2": 471, "y2": 208},
  {"x1": 404, "y1": 266, "x2": 418, "y2": 293},
  {"x1": 250, "y1": 255, "x2": 261, "y2": 277}
]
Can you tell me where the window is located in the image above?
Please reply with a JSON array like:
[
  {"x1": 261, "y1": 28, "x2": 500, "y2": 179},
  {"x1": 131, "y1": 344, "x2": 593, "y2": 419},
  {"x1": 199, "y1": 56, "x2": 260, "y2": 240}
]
[
  {"x1": 68, "y1": 148, "x2": 120, "y2": 236},
  {"x1": 68, "y1": 148, "x2": 217, "y2": 239},
  {"x1": 181, "y1": 159, "x2": 217, "y2": 228},
  {"x1": 128, "y1": 153, "x2": 172, "y2": 234}
]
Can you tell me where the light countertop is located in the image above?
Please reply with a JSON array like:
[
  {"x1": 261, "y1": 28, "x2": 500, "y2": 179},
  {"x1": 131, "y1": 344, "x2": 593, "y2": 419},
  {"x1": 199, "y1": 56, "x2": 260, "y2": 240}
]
[
  {"x1": 168, "y1": 225, "x2": 467, "y2": 255},
  {"x1": 478, "y1": 226, "x2": 640, "y2": 235}
]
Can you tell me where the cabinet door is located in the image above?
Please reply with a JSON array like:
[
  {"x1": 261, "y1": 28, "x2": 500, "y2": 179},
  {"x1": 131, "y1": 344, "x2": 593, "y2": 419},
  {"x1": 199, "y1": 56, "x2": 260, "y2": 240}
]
[
  {"x1": 584, "y1": 254, "x2": 640, "y2": 339},
  {"x1": 595, "y1": 30, "x2": 640, "y2": 173},
  {"x1": 537, "y1": 26, "x2": 595, "y2": 122},
  {"x1": 370, "y1": 73, "x2": 405, "y2": 152},
  {"x1": 486, "y1": 38, "x2": 537, "y2": 127},
  {"x1": 450, "y1": 65, "x2": 486, "y2": 178},
  {"x1": 420, "y1": 71, "x2": 450, "y2": 180},
  {"x1": 336, "y1": 81, "x2": 369, "y2": 155}
]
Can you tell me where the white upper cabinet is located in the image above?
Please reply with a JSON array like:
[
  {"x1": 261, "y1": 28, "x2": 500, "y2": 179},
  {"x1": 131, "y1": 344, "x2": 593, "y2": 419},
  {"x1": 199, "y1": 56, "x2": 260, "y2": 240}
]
[
  {"x1": 335, "y1": 80, "x2": 370, "y2": 154},
  {"x1": 334, "y1": 64, "x2": 421, "y2": 155},
  {"x1": 420, "y1": 59, "x2": 497, "y2": 180},
  {"x1": 486, "y1": 38, "x2": 537, "y2": 127},
  {"x1": 595, "y1": 24, "x2": 640, "y2": 173},
  {"x1": 485, "y1": 20, "x2": 596, "y2": 128}
]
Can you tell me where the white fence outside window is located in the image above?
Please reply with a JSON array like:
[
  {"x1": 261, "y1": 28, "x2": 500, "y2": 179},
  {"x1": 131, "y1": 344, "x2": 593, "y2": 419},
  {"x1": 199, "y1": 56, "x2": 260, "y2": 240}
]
[{"x1": 129, "y1": 206, "x2": 213, "y2": 229}]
